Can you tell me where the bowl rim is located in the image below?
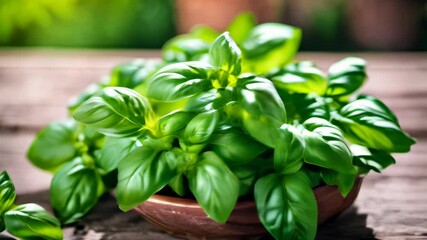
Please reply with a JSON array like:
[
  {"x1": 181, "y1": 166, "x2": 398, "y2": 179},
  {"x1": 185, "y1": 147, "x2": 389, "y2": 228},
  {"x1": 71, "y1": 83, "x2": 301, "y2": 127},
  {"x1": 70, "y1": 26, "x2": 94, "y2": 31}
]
[{"x1": 144, "y1": 176, "x2": 363, "y2": 209}]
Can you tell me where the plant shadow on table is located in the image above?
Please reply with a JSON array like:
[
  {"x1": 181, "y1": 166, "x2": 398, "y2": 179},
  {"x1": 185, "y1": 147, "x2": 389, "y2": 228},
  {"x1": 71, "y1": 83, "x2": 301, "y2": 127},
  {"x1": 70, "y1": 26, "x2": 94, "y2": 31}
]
[
  {"x1": 0, "y1": 235, "x2": 14, "y2": 239},
  {"x1": 316, "y1": 206, "x2": 376, "y2": 240},
  {"x1": 254, "y1": 206, "x2": 376, "y2": 240},
  {"x1": 15, "y1": 190, "x2": 181, "y2": 240},
  {"x1": 13, "y1": 191, "x2": 376, "y2": 240}
]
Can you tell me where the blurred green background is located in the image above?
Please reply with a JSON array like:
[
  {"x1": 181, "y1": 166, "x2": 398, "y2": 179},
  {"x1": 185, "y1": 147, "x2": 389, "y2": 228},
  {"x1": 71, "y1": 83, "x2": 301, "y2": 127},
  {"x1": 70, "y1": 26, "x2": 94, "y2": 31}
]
[
  {"x1": 0, "y1": 0, "x2": 426, "y2": 51},
  {"x1": 0, "y1": 0, "x2": 176, "y2": 48}
]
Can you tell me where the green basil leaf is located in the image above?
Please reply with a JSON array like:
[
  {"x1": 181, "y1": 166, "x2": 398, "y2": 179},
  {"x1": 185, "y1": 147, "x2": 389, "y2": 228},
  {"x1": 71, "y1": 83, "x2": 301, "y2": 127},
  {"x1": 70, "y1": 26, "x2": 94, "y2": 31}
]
[
  {"x1": 4, "y1": 204, "x2": 63, "y2": 240},
  {"x1": 301, "y1": 167, "x2": 322, "y2": 188},
  {"x1": 149, "y1": 98, "x2": 189, "y2": 118},
  {"x1": 320, "y1": 169, "x2": 356, "y2": 197},
  {"x1": 178, "y1": 139, "x2": 206, "y2": 154},
  {"x1": 163, "y1": 37, "x2": 211, "y2": 62},
  {"x1": 147, "y1": 62, "x2": 215, "y2": 101},
  {"x1": 162, "y1": 25, "x2": 218, "y2": 63},
  {"x1": 50, "y1": 158, "x2": 104, "y2": 224},
  {"x1": 74, "y1": 87, "x2": 152, "y2": 138},
  {"x1": 229, "y1": 158, "x2": 271, "y2": 197},
  {"x1": 116, "y1": 147, "x2": 177, "y2": 211},
  {"x1": 110, "y1": 59, "x2": 162, "y2": 89},
  {"x1": 227, "y1": 12, "x2": 256, "y2": 45},
  {"x1": 27, "y1": 120, "x2": 78, "y2": 172},
  {"x1": 237, "y1": 75, "x2": 286, "y2": 147},
  {"x1": 209, "y1": 32, "x2": 242, "y2": 75},
  {"x1": 229, "y1": 165, "x2": 257, "y2": 197},
  {"x1": 189, "y1": 25, "x2": 220, "y2": 42},
  {"x1": 184, "y1": 110, "x2": 220, "y2": 144},
  {"x1": 268, "y1": 61, "x2": 328, "y2": 95},
  {"x1": 351, "y1": 145, "x2": 396, "y2": 173},
  {"x1": 94, "y1": 137, "x2": 136, "y2": 173},
  {"x1": 140, "y1": 136, "x2": 173, "y2": 152},
  {"x1": 0, "y1": 217, "x2": 4, "y2": 232},
  {"x1": 302, "y1": 95, "x2": 331, "y2": 121},
  {"x1": 158, "y1": 111, "x2": 194, "y2": 136},
  {"x1": 184, "y1": 90, "x2": 217, "y2": 112},
  {"x1": 212, "y1": 88, "x2": 234, "y2": 110},
  {"x1": 210, "y1": 127, "x2": 267, "y2": 165},
  {"x1": 301, "y1": 117, "x2": 355, "y2": 174},
  {"x1": 358, "y1": 94, "x2": 399, "y2": 124},
  {"x1": 68, "y1": 82, "x2": 104, "y2": 113},
  {"x1": 187, "y1": 151, "x2": 239, "y2": 223},
  {"x1": 333, "y1": 98, "x2": 415, "y2": 152},
  {"x1": 0, "y1": 172, "x2": 16, "y2": 215},
  {"x1": 274, "y1": 124, "x2": 304, "y2": 174},
  {"x1": 241, "y1": 23, "x2": 302, "y2": 73},
  {"x1": 82, "y1": 126, "x2": 105, "y2": 149},
  {"x1": 327, "y1": 57, "x2": 367, "y2": 97},
  {"x1": 255, "y1": 172, "x2": 317, "y2": 240},
  {"x1": 169, "y1": 173, "x2": 186, "y2": 197},
  {"x1": 277, "y1": 93, "x2": 331, "y2": 122}
]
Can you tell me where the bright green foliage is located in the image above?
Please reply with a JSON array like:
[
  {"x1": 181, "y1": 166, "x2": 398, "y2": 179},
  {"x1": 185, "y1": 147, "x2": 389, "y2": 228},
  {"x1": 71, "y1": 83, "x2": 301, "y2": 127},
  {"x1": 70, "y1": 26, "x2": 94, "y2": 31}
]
[
  {"x1": 184, "y1": 110, "x2": 219, "y2": 144},
  {"x1": 255, "y1": 172, "x2": 317, "y2": 240},
  {"x1": 4, "y1": 204, "x2": 63, "y2": 240},
  {"x1": 26, "y1": 118, "x2": 122, "y2": 225},
  {"x1": 116, "y1": 147, "x2": 177, "y2": 211},
  {"x1": 110, "y1": 59, "x2": 163, "y2": 89},
  {"x1": 68, "y1": 83, "x2": 104, "y2": 114},
  {"x1": 187, "y1": 152, "x2": 239, "y2": 223},
  {"x1": 27, "y1": 120, "x2": 78, "y2": 172},
  {"x1": 95, "y1": 137, "x2": 136, "y2": 173},
  {"x1": 164, "y1": 16, "x2": 301, "y2": 74},
  {"x1": 237, "y1": 75, "x2": 287, "y2": 148},
  {"x1": 301, "y1": 118, "x2": 355, "y2": 174},
  {"x1": 274, "y1": 124, "x2": 304, "y2": 174},
  {"x1": 241, "y1": 23, "x2": 302, "y2": 73},
  {"x1": 209, "y1": 32, "x2": 242, "y2": 75},
  {"x1": 50, "y1": 158, "x2": 105, "y2": 224},
  {"x1": 163, "y1": 37, "x2": 212, "y2": 62},
  {"x1": 227, "y1": 12, "x2": 256, "y2": 45},
  {"x1": 351, "y1": 145, "x2": 396, "y2": 174},
  {"x1": 74, "y1": 87, "x2": 153, "y2": 138},
  {"x1": 210, "y1": 127, "x2": 267, "y2": 165},
  {"x1": 169, "y1": 174, "x2": 187, "y2": 197},
  {"x1": 327, "y1": 57, "x2": 367, "y2": 97},
  {"x1": 0, "y1": 172, "x2": 63, "y2": 239},
  {"x1": 68, "y1": 59, "x2": 163, "y2": 112},
  {"x1": 269, "y1": 61, "x2": 328, "y2": 95},
  {"x1": 230, "y1": 159, "x2": 270, "y2": 196},
  {"x1": 147, "y1": 62, "x2": 215, "y2": 101},
  {"x1": 162, "y1": 26, "x2": 218, "y2": 63},
  {"x1": 333, "y1": 97, "x2": 415, "y2": 152},
  {"x1": 26, "y1": 13, "x2": 415, "y2": 240},
  {"x1": 158, "y1": 111, "x2": 194, "y2": 136},
  {"x1": 0, "y1": 172, "x2": 16, "y2": 217},
  {"x1": 320, "y1": 169, "x2": 356, "y2": 197}
]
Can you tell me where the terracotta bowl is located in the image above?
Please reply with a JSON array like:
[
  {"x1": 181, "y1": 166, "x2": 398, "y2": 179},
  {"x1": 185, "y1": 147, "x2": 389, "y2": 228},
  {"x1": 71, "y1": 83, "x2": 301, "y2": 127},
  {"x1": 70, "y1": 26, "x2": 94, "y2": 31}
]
[{"x1": 134, "y1": 177, "x2": 363, "y2": 239}]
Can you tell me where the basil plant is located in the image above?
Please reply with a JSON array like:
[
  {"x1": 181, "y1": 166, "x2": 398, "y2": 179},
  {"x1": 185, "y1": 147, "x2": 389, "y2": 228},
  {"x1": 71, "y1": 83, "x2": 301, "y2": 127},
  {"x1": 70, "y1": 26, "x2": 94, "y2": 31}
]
[{"x1": 27, "y1": 14, "x2": 415, "y2": 240}]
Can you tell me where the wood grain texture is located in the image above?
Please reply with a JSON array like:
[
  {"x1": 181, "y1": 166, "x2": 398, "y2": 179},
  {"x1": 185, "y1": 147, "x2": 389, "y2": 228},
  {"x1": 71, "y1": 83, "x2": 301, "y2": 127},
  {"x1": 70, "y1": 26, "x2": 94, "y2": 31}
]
[{"x1": 0, "y1": 50, "x2": 426, "y2": 239}]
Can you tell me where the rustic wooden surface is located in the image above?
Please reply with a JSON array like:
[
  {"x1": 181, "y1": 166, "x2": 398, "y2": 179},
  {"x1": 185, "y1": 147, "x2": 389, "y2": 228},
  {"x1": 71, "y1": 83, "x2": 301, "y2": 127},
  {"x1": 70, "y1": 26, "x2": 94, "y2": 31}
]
[{"x1": 0, "y1": 50, "x2": 426, "y2": 240}]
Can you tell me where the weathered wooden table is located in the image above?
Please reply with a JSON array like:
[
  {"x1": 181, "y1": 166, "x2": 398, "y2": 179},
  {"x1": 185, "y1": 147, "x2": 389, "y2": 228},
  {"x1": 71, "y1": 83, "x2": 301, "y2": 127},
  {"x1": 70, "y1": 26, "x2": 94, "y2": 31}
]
[{"x1": 0, "y1": 50, "x2": 426, "y2": 239}]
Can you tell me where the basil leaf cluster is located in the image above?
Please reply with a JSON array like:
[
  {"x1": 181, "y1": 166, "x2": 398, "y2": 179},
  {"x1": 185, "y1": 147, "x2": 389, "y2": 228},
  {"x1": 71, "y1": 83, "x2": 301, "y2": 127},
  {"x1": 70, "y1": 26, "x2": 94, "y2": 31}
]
[
  {"x1": 27, "y1": 57, "x2": 162, "y2": 225},
  {"x1": 26, "y1": 13, "x2": 415, "y2": 240},
  {"x1": 0, "y1": 172, "x2": 63, "y2": 239}
]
